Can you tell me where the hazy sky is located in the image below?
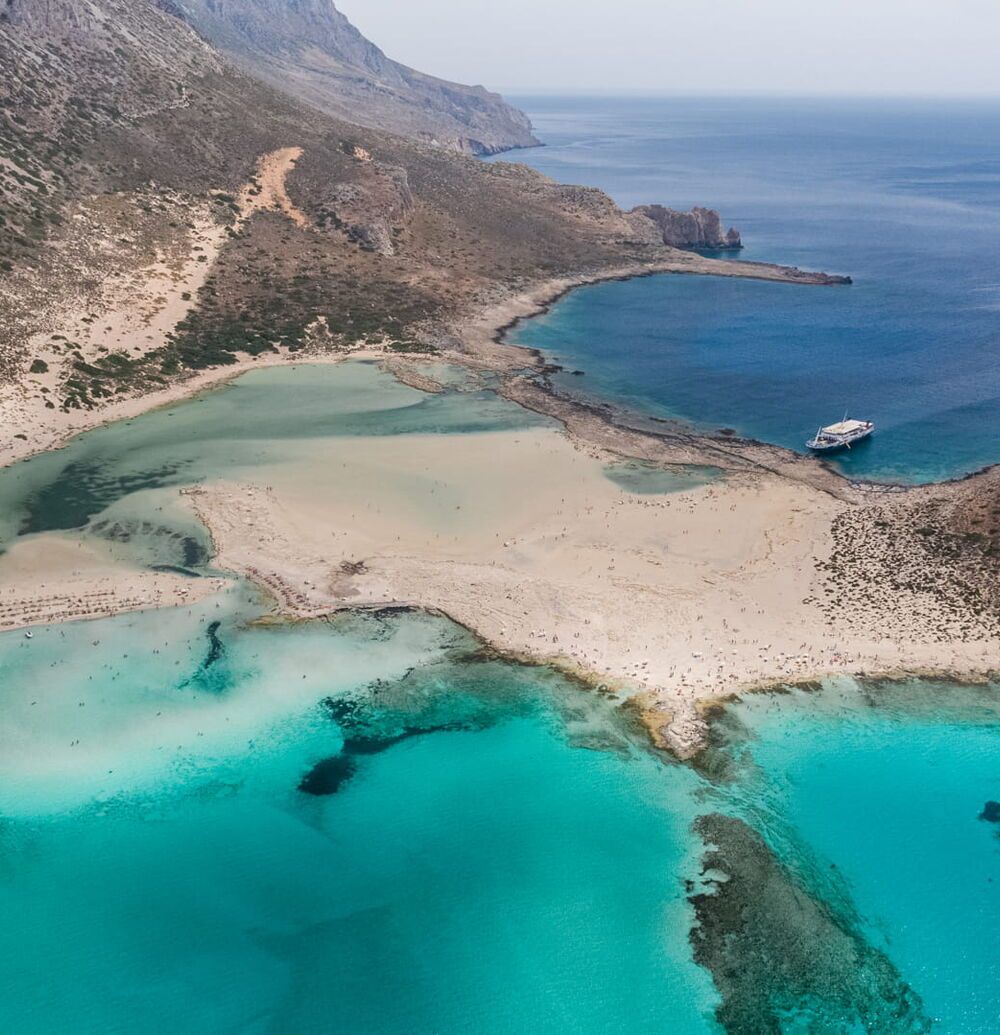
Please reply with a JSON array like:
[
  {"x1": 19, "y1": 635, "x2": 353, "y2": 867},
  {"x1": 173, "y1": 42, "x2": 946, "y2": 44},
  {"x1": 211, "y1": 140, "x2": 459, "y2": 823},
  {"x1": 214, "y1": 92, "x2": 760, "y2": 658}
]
[{"x1": 337, "y1": 0, "x2": 1000, "y2": 96}]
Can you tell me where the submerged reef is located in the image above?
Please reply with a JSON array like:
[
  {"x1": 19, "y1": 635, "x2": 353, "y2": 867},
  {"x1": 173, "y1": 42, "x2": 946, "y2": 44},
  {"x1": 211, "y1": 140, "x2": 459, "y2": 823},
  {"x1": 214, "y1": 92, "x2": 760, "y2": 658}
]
[
  {"x1": 979, "y1": 801, "x2": 1000, "y2": 824},
  {"x1": 299, "y1": 695, "x2": 479, "y2": 797},
  {"x1": 689, "y1": 813, "x2": 930, "y2": 1034},
  {"x1": 296, "y1": 616, "x2": 650, "y2": 798}
]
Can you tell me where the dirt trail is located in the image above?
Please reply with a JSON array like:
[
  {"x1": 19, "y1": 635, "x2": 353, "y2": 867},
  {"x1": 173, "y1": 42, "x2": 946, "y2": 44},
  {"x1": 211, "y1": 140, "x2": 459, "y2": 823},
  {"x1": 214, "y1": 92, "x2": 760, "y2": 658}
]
[
  {"x1": 238, "y1": 147, "x2": 309, "y2": 228},
  {"x1": 0, "y1": 147, "x2": 313, "y2": 470}
]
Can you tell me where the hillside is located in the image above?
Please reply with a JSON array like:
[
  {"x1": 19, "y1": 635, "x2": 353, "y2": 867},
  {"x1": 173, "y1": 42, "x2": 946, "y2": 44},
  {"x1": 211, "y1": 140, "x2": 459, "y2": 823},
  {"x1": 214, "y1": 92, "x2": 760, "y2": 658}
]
[
  {"x1": 156, "y1": 0, "x2": 539, "y2": 155},
  {"x1": 0, "y1": 0, "x2": 636, "y2": 411},
  {"x1": 0, "y1": 0, "x2": 831, "y2": 459}
]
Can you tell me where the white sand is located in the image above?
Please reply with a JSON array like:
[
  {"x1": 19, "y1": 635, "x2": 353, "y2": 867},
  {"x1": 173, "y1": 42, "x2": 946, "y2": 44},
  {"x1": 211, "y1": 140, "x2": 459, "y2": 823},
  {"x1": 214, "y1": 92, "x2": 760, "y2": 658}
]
[
  {"x1": 185, "y1": 423, "x2": 997, "y2": 755},
  {"x1": 0, "y1": 535, "x2": 228, "y2": 631}
]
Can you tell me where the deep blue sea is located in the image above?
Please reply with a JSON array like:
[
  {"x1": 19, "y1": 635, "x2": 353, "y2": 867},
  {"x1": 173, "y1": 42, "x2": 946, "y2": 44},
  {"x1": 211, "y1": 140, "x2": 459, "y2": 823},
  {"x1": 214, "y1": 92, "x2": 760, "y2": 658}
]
[{"x1": 499, "y1": 97, "x2": 1000, "y2": 482}]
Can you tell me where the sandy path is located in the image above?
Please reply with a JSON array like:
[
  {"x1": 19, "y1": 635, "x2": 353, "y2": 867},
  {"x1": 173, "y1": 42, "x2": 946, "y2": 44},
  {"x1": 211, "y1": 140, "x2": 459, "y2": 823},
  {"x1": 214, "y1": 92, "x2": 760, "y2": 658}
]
[
  {"x1": 0, "y1": 148, "x2": 317, "y2": 470},
  {"x1": 239, "y1": 147, "x2": 309, "y2": 228}
]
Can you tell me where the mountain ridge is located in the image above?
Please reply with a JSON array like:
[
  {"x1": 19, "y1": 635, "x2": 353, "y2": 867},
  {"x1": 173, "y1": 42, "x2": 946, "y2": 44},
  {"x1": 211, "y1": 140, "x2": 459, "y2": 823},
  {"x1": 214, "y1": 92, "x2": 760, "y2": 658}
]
[{"x1": 0, "y1": 0, "x2": 837, "y2": 450}]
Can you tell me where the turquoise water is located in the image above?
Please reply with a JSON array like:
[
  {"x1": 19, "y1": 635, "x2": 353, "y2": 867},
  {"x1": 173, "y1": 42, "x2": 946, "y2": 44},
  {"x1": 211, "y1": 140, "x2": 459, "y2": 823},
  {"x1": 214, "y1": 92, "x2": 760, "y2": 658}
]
[
  {"x1": 499, "y1": 97, "x2": 1000, "y2": 483},
  {"x1": 0, "y1": 597, "x2": 717, "y2": 1033},
  {"x1": 0, "y1": 357, "x2": 997, "y2": 1030},
  {"x1": 709, "y1": 679, "x2": 1000, "y2": 1032},
  {"x1": 4, "y1": 590, "x2": 995, "y2": 1030}
]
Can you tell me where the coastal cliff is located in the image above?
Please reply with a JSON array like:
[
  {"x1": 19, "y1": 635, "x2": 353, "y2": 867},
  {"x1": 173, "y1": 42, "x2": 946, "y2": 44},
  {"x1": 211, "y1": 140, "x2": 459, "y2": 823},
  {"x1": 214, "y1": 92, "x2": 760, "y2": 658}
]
[
  {"x1": 631, "y1": 204, "x2": 742, "y2": 249},
  {"x1": 155, "y1": 0, "x2": 539, "y2": 156}
]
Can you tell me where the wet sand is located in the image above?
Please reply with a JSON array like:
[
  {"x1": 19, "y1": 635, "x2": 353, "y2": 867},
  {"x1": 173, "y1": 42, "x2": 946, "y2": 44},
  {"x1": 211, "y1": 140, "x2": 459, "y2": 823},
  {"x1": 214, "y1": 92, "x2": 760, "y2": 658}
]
[{"x1": 0, "y1": 535, "x2": 227, "y2": 630}]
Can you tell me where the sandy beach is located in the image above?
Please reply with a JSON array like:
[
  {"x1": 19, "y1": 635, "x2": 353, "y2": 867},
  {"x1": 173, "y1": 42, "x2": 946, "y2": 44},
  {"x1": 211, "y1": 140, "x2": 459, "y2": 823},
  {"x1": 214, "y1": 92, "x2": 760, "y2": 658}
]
[
  {"x1": 0, "y1": 261, "x2": 995, "y2": 755},
  {"x1": 0, "y1": 535, "x2": 228, "y2": 631},
  {"x1": 0, "y1": 145, "x2": 993, "y2": 756},
  {"x1": 183, "y1": 418, "x2": 997, "y2": 756}
]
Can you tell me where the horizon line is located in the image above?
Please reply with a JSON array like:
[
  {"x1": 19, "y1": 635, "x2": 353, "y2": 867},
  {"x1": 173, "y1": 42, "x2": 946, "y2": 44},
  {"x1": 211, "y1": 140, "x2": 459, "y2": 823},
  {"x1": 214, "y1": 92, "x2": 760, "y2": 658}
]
[{"x1": 489, "y1": 87, "x2": 1000, "y2": 101}]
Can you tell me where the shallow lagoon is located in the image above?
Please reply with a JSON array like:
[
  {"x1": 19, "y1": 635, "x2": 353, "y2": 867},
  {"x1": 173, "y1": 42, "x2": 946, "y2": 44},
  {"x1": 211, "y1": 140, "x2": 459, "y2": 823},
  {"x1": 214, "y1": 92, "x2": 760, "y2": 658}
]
[
  {"x1": 0, "y1": 362, "x2": 550, "y2": 554},
  {"x1": 0, "y1": 360, "x2": 996, "y2": 1030}
]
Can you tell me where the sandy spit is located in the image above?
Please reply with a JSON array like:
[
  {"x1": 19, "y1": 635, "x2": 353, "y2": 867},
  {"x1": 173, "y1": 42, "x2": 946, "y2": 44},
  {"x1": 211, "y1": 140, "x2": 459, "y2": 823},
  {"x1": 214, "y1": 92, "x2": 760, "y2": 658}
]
[{"x1": 1, "y1": 148, "x2": 993, "y2": 755}]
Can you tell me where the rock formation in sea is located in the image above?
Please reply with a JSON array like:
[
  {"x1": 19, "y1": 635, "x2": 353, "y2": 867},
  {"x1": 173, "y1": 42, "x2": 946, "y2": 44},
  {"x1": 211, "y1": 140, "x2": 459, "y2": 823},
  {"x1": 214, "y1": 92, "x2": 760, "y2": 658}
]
[
  {"x1": 155, "y1": 0, "x2": 540, "y2": 156},
  {"x1": 630, "y1": 204, "x2": 743, "y2": 249},
  {"x1": 690, "y1": 813, "x2": 931, "y2": 1032}
]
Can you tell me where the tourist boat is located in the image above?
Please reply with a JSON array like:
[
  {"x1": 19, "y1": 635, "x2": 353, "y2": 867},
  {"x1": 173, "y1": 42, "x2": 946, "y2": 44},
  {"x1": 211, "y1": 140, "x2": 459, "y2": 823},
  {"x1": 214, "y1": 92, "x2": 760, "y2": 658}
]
[{"x1": 806, "y1": 418, "x2": 875, "y2": 452}]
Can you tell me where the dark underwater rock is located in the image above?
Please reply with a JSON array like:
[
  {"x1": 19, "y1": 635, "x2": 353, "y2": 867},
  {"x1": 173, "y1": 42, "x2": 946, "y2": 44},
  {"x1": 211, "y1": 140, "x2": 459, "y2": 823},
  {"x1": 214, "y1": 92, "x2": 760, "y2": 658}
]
[
  {"x1": 690, "y1": 813, "x2": 930, "y2": 1034},
  {"x1": 979, "y1": 800, "x2": 1000, "y2": 823},
  {"x1": 300, "y1": 691, "x2": 481, "y2": 798},
  {"x1": 298, "y1": 754, "x2": 357, "y2": 796}
]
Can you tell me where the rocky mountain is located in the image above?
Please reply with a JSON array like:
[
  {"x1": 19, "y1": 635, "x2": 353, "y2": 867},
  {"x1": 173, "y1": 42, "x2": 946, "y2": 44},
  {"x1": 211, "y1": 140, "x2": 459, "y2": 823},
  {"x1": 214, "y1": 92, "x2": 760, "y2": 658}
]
[{"x1": 155, "y1": 0, "x2": 539, "y2": 155}]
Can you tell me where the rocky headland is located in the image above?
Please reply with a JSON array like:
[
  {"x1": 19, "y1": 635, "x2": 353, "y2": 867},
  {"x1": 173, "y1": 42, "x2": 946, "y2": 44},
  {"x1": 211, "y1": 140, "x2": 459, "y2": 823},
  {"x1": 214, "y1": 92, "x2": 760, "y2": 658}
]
[{"x1": 631, "y1": 204, "x2": 743, "y2": 249}]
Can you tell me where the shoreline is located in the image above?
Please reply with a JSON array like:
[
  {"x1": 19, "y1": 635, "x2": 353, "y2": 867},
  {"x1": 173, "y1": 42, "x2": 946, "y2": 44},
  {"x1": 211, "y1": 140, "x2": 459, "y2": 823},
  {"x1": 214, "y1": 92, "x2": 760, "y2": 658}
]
[
  {"x1": 6, "y1": 246, "x2": 989, "y2": 498},
  {"x1": 2, "y1": 255, "x2": 995, "y2": 757},
  {"x1": 180, "y1": 417, "x2": 996, "y2": 758},
  {"x1": 0, "y1": 346, "x2": 387, "y2": 471},
  {"x1": 461, "y1": 266, "x2": 997, "y2": 495}
]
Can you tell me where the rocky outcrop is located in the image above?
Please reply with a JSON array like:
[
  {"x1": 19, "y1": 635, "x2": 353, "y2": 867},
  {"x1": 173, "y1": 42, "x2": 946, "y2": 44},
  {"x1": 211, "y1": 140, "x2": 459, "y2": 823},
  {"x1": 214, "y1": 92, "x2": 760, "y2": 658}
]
[
  {"x1": 159, "y1": 0, "x2": 539, "y2": 155},
  {"x1": 630, "y1": 204, "x2": 742, "y2": 250},
  {"x1": 315, "y1": 160, "x2": 414, "y2": 256}
]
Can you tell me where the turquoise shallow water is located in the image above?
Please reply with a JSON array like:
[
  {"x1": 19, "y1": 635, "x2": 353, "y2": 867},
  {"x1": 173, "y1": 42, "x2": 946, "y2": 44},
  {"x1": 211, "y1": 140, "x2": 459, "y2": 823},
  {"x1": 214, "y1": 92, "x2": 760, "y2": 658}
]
[
  {"x1": 499, "y1": 97, "x2": 1000, "y2": 483},
  {"x1": 3, "y1": 591, "x2": 995, "y2": 1031},
  {"x1": 0, "y1": 598, "x2": 717, "y2": 1034},
  {"x1": 711, "y1": 680, "x2": 1000, "y2": 1032},
  {"x1": 603, "y1": 460, "x2": 723, "y2": 495},
  {"x1": 0, "y1": 361, "x2": 549, "y2": 564},
  {"x1": 0, "y1": 360, "x2": 997, "y2": 1030}
]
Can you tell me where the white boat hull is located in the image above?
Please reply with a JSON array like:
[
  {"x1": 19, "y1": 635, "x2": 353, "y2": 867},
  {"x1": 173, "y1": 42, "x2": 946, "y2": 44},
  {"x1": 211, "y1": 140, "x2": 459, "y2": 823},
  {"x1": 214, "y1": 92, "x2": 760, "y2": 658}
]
[{"x1": 806, "y1": 421, "x2": 875, "y2": 452}]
